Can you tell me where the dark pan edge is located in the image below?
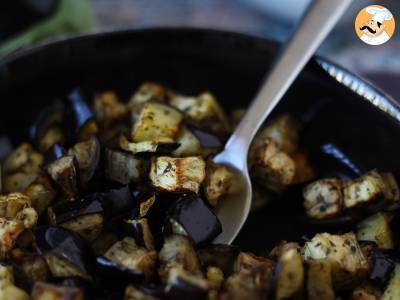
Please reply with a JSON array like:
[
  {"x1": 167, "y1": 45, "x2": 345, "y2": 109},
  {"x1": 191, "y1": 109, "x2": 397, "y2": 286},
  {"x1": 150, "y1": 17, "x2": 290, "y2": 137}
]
[{"x1": 316, "y1": 56, "x2": 400, "y2": 123}]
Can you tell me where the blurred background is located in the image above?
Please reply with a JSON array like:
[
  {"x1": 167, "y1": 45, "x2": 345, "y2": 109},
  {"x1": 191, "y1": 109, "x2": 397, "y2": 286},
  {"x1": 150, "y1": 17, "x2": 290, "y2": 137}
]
[{"x1": 0, "y1": 0, "x2": 399, "y2": 98}]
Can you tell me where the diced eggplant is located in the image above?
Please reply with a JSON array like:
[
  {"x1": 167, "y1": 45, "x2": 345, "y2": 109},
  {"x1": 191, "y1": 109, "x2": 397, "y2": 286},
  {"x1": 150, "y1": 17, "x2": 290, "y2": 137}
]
[
  {"x1": 45, "y1": 155, "x2": 79, "y2": 198},
  {"x1": 380, "y1": 172, "x2": 400, "y2": 204},
  {"x1": 274, "y1": 243, "x2": 304, "y2": 300},
  {"x1": 369, "y1": 251, "x2": 395, "y2": 287},
  {"x1": 44, "y1": 144, "x2": 66, "y2": 165},
  {"x1": 0, "y1": 218, "x2": 25, "y2": 259},
  {"x1": 343, "y1": 172, "x2": 385, "y2": 210},
  {"x1": 159, "y1": 235, "x2": 202, "y2": 281},
  {"x1": 105, "y1": 149, "x2": 142, "y2": 184},
  {"x1": 164, "y1": 267, "x2": 208, "y2": 300},
  {"x1": 172, "y1": 127, "x2": 201, "y2": 157},
  {"x1": 221, "y1": 252, "x2": 274, "y2": 300},
  {"x1": 131, "y1": 102, "x2": 183, "y2": 143},
  {"x1": 120, "y1": 138, "x2": 180, "y2": 156},
  {"x1": 307, "y1": 260, "x2": 335, "y2": 300},
  {"x1": 203, "y1": 160, "x2": 233, "y2": 206},
  {"x1": 197, "y1": 244, "x2": 239, "y2": 277},
  {"x1": 150, "y1": 156, "x2": 206, "y2": 193},
  {"x1": 2, "y1": 143, "x2": 43, "y2": 193},
  {"x1": 91, "y1": 232, "x2": 119, "y2": 257},
  {"x1": 168, "y1": 195, "x2": 222, "y2": 245},
  {"x1": 357, "y1": 213, "x2": 394, "y2": 250},
  {"x1": 34, "y1": 227, "x2": 90, "y2": 280},
  {"x1": 173, "y1": 92, "x2": 230, "y2": 136},
  {"x1": 303, "y1": 179, "x2": 343, "y2": 220},
  {"x1": 93, "y1": 91, "x2": 128, "y2": 128},
  {"x1": 99, "y1": 184, "x2": 135, "y2": 219},
  {"x1": 0, "y1": 192, "x2": 31, "y2": 219},
  {"x1": 382, "y1": 264, "x2": 400, "y2": 300},
  {"x1": 38, "y1": 126, "x2": 66, "y2": 153},
  {"x1": 302, "y1": 232, "x2": 369, "y2": 290},
  {"x1": 351, "y1": 283, "x2": 381, "y2": 300},
  {"x1": 129, "y1": 82, "x2": 169, "y2": 110},
  {"x1": 32, "y1": 281, "x2": 84, "y2": 300},
  {"x1": 68, "y1": 137, "x2": 101, "y2": 187},
  {"x1": 124, "y1": 218, "x2": 155, "y2": 250},
  {"x1": 100, "y1": 237, "x2": 157, "y2": 282},
  {"x1": 25, "y1": 174, "x2": 57, "y2": 216},
  {"x1": 124, "y1": 284, "x2": 161, "y2": 300},
  {"x1": 292, "y1": 151, "x2": 315, "y2": 184},
  {"x1": 65, "y1": 88, "x2": 96, "y2": 140},
  {"x1": 20, "y1": 255, "x2": 50, "y2": 288},
  {"x1": 251, "y1": 138, "x2": 296, "y2": 193},
  {"x1": 29, "y1": 99, "x2": 65, "y2": 145}
]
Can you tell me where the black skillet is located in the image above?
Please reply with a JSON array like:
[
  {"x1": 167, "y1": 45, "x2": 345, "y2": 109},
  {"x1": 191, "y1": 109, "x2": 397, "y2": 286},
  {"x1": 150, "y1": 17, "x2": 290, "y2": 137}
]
[{"x1": 0, "y1": 28, "x2": 399, "y2": 254}]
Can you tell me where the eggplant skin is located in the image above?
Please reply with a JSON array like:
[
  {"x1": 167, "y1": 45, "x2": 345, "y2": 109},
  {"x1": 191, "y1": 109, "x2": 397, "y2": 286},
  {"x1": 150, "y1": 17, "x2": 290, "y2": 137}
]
[{"x1": 32, "y1": 281, "x2": 84, "y2": 300}]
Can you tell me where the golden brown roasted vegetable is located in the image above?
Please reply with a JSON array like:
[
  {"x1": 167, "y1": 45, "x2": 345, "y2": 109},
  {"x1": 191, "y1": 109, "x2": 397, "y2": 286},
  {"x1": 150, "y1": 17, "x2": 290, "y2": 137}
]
[
  {"x1": 357, "y1": 213, "x2": 394, "y2": 250},
  {"x1": 203, "y1": 160, "x2": 233, "y2": 206},
  {"x1": 307, "y1": 260, "x2": 335, "y2": 300},
  {"x1": 93, "y1": 91, "x2": 128, "y2": 128},
  {"x1": 32, "y1": 281, "x2": 84, "y2": 300}
]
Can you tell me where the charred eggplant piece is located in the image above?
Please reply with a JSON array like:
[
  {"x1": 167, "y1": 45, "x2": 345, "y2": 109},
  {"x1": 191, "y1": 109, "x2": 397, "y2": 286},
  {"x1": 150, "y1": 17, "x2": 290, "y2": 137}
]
[
  {"x1": 25, "y1": 174, "x2": 57, "y2": 216},
  {"x1": 124, "y1": 218, "x2": 155, "y2": 250},
  {"x1": 169, "y1": 195, "x2": 222, "y2": 245},
  {"x1": 65, "y1": 89, "x2": 97, "y2": 141},
  {"x1": 93, "y1": 91, "x2": 128, "y2": 128},
  {"x1": 100, "y1": 184, "x2": 135, "y2": 219},
  {"x1": 34, "y1": 227, "x2": 91, "y2": 280},
  {"x1": 369, "y1": 251, "x2": 395, "y2": 287},
  {"x1": 120, "y1": 135, "x2": 180, "y2": 155},
  {"x1": 125, "y1": 284, "x2": 162, "y2": 300},
  {"x1": 197, "y1": 244, "x2": 239, "y2": 277},
  {"x1": 105, "y1": 149, "x2": 141, "y2": 184},
  {"x1": 32, "y1": 281, "x2": 84, "y2": 300},
  {"x1": 0, "y1": 218, "x2": 25, "y2": 259},
  {"x1": 45, "y1": 155, "x2": 79, "y2": 198},
  {"x1": 48, "y1": 195, "x2": 104, "y2": 241},
  {"x1": 68, "y1": 136, "x2": 101, "y2": 187},
  {"x1": 203, "y1": 160, "x2": 233, "y2": 206},
  {"x1": 29, "y1": 99, "x2": 65, "y2": 144},
  {"x1": 44, "y1": 143, "x2": 66, "y2": 165},
  {"x1": 186, "y1": 124, "x2": 222, "y2": 151},
  {"x1": 96, "y1": 237, "x2": 157, "y2": 285},
  {"x1": 165, "y1": 267, "x2": 208, "y2": 300}
]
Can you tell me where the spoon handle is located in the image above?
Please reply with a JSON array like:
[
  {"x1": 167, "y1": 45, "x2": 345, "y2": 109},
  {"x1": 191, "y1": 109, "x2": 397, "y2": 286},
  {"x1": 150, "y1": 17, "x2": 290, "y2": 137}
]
[{"x1": 224, "y1": 0, "x2": 353, "y2": 156}]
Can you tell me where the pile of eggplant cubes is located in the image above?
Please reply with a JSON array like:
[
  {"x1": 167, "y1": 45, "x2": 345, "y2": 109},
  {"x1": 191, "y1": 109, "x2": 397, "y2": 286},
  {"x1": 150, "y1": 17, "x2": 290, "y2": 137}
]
[{"x1": 0, "y1": 82, "x2": 400, "y2": 300}]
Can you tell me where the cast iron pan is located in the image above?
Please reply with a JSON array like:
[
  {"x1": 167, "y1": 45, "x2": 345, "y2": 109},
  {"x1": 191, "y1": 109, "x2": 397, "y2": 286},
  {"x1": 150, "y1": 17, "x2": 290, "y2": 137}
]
[{"x1": 0, "y1": 28, "x2": 399, "y2": 254}]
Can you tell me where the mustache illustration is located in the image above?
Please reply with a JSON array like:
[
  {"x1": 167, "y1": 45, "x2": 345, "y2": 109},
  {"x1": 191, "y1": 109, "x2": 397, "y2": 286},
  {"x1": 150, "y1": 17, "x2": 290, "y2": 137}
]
[{"x1": 360, "y1": 25, "x2": 376, "y2": 34}]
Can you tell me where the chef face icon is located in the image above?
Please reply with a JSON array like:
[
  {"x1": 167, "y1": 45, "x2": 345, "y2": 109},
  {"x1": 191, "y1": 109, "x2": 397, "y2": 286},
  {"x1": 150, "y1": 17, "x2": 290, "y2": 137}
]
[{"x1": 355, "y1": 5, "x2": 395, "y2": 45}]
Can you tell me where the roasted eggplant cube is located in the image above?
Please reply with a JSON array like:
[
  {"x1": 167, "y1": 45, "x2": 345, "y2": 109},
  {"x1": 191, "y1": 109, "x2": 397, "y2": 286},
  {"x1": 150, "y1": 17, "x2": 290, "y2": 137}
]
[
  {"x1": 68, "y1": 136, "x2": 101, "y2": 187},
  {"x1": 20, "y1": 255, "x2": 50, "y2": 287},
  {"x1": 251, "y1": 138, "x2": 296, "y2": 193},
  {"x1": 302, "y1": 232, "x2": 368, "y2": 290},
  {"x1": 274, "y1": 244, "x2": 304, "y2": 300},
  {"x1": 34, "y1": 227, "x2": 90, "y2": 279},
  {"x1": 172, "y1": 127, "x2": 201, "y2": 157},
  {"x1": 129, "y1": 82, "x2": 169, "y2": 110},
  {"x1": 93, "y1": 91, "x2": 128, "y2": 128},
  {"x1": 124, "y1": 285, "x2": 160, "y2": 300},
  {"x1": 120, "y1": 135, "x2": 179, "y2": 155},
  {"x1": 124, "y1": 218, "x2": 155, "y2": 250},
  {"x1": 3, "y1": 143, "x2": 43, "y2": 193},
  {"x1": 180, "y1": 92, "x2": 230, "y2": 136},
  {"x1": 99, "y1": 184, "x2": 135, "y2": 219},
  {"x1": 103, "y1": 237, "x2": 157, "y2": 282},
  {"x1": 159, "y1": 235, "x2": 201, "y2": 281},
  {"x1": 169, "y1": 195, "x2": 222, "y2": 245},
  {"x1": 369, "y1": 251, "x2": 395, "y2": 287},
  {"x1": 221, "y1": 252, "x2": 274, "y2": 300},
  {"x1": 380, "y1": 172, "x2": 400, "y2": 203},
  {"x1": 0, "y1": 218, "x2": 25, "y2": 259},
  {"x1": 105, "y1": 149, "x2": 141, "y2": 184},
  {"x1": 197, "y1": 244, "x2": 239, "y2": 277},
  {"x1": 150, "y1": 156, "x2": 206, "y2": 193},
  {"x1": 303, "y1": 179, "x2": 343, "y2": 219},
  {"x1": 131, "y1": 102, "x2": 183, "y2": 143},
  {"x1": 203, "y1": 161, "x2": 233, "y2": 206},
  {"x1": 307, "y1": 260, "x2": 335, "y2": 300},
  {"x1": 357, "y1": 213, "x2": 394, "y2": 250},
  {"x1": 343, "y1": 172, "x2": 385, "y2": 209},
  {"x1": 351, "y1": 283, "x2": 381, "y2": 300},
  {"x1": 165, "y1": 267, "x2": 208, "y2": 300},
  {"x1": 45, "y1": 155, "x2": 79, "y2": 198},
  {"x1": 25, "y1": 174, "x2": 57, "y2": 216},
  {"x1": 382, "y1": 264, "x2": 400, "y2": 300},
  {"x1": 32, "y1": 281, "x2": 84, "y2": 300},
  {"x1": 38, "y1": 126, "x2": 66, "y2": 153}
]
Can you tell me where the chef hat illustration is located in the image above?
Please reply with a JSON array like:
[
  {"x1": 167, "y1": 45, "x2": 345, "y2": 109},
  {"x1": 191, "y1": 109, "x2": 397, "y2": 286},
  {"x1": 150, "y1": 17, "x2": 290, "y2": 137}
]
[{"x1": 365, "y1": 6, "x2": 393, "y2": 24}]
